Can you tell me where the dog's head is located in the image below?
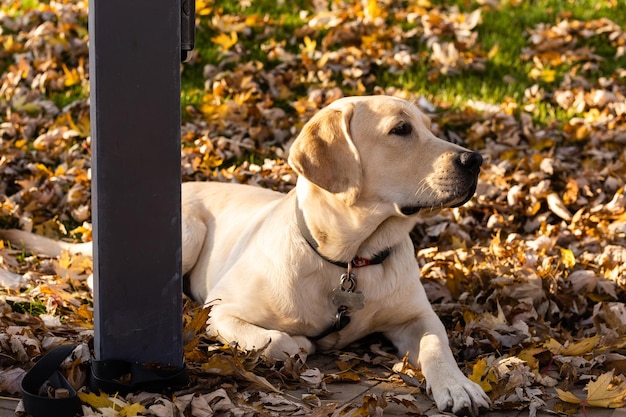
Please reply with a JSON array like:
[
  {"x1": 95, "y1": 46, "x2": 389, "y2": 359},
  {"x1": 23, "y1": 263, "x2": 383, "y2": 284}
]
[{"x1": 288, "y1": 95, "x2": 481, "y2": 216}]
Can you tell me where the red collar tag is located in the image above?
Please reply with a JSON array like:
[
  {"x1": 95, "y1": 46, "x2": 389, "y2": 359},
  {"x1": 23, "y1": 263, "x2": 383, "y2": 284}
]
[{"x1": 351, "y1": 257, "x2": 372, "y2": 268}]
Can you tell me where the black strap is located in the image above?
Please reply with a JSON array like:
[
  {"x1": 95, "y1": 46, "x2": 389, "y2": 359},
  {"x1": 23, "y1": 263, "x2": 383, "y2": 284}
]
[
  {"x1": 310, "y1": 307, "x2": 351, "y2": 341},
  {"x1": 295, "y1": 199, "x2": 391, "y2": 269},
  {"x1": 21, "y1": 344, "x2": 189, "y2": 416},
  {"x1": 21, "y1": 344, "x2": 81, "y2": 417},
  {"x1": 90, "y1": 359, "x2": 189, "y2": 395}
]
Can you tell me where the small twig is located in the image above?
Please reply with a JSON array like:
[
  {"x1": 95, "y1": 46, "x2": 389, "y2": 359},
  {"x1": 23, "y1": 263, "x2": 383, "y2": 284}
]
[
  {"x1": 540, "y1": 356, "x2": 554, "y2": 376},
  {"x1": 0, "y1": 396, "x2": 20, "y2": 402}
]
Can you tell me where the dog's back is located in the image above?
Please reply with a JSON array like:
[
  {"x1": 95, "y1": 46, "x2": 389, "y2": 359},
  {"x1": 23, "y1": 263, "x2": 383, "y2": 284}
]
[{"x1": 181, "y1": 181, "x2": 290, "y2": 302}]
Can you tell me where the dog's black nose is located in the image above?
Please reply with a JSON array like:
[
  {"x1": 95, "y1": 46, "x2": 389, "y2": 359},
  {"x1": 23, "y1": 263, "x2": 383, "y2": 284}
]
[{"x1": 456, "y1": 152, "x2": 482, "y2": 175}]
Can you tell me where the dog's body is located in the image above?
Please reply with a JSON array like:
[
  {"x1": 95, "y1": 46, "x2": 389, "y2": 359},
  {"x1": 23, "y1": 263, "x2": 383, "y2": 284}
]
[{"x1": 2, "y1": 96, "x2": 489, "y2": 415}]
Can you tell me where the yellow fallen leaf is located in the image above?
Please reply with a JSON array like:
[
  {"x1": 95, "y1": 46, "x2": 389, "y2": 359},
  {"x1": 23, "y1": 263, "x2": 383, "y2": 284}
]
[
  {"x1": 75, "y1": 112, "x2": 91, "y2": 138},
  {"x1": 58, "y1": 250, "x2": 72, "y2": 270},
  {"x1": 562, "y1": 335, "x2": 601, "y2": 356},
  {"x1": 55, "y1": 109, "x2": 90, "y2": 138},
  {"x1": 211, "y1": 32, "x2": 238, "y2": 52},
  {"x1": 202, "y1": 153, "x2": 224, "y2": 169},
  {"x1": 366, "y1": 0, "x2": 383, "y2": 19},
  {"x1": 584, "y1": 108, "x2": 603, "y2": 123},
  {"x1": 34, "y1": 163, "x2": 53, "y2": 176},
  {"x1": 487, "y1": 43, "x2": 499, "y2": 59},
  {"x1": 14, "y1": 138, "x2": 28, "y2": 150},
  {"x1": 545, "y1": 338, "x2": 563, "y2": 352},
  {"x1": 556, "y1": 371, "x2": 626, "y2": 409},
  {"x1": 39, "y1": 284, "x2": 82, "y2": 307},
  {"x1": 78, "y1": 391, "x2": 114, "y2": 409},
  {"x1": 517, "y1": 346, "x2": 545, "y2": 369},
  {"x1": 545, "y1": 335, "x2": 600, "y2": 356},
  {"x1": 62, "y1": 63, "x2": 81, "y2": 87},
  {"x1": 541, "y1": 69, "x2": 556, "y2": 83},
  {"x1": 75, "y1": 304, "x2": 94, "y2": 328},
  {"x1": 234, "y1": 88, "x2": 256, "y2": 106},
  {"x1": 3, "y1": 35, "x2": 18, "y2": 53},
  {"x1": 586, "y1": 371, "x2": 626, "y2": 408},
  {"x1": 451, "y1": 235, "x2": 466, "y2": 250},
  {"x1": 302, "y1": 36, "x2": 316, "y2": 56},
  {"x1": 560, "y1": 247, "x2": 576, "y2": 268},
  {"x1": 120, "y1": 402, "x2": 146, "y2": 417},
  {"x1": 196, "y1": 0, "x2": 212, "y2": 15},
  {"x1": 469, "y1": 357, "x2": 492, "y2": 393},
  {"x1": 556, "y1": 388, "x2": 583, "y2": 404}
]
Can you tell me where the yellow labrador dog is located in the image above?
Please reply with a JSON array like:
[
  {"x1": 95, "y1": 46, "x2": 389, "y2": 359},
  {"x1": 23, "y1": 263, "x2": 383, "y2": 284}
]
[{"x1": 2, "y1": 96, "x2": 489, "y2": 415}]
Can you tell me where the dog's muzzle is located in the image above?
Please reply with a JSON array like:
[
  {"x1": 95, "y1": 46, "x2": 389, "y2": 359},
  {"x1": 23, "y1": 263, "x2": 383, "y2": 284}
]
[
  {"x1": 401, "y1": 151, "x2": 483, "y2": 214},
  {"x1": 456, "y1": 151, "x2": 482, "y2": 177},
  {"x1": 450, "y1": 151, "x2": 482, "y2": 207}
]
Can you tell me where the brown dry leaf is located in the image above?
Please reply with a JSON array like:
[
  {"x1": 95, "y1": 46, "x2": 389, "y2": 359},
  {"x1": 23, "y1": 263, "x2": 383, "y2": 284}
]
[
  {"x1": 546, "y1": 193, "x2": 573, "y2": 221},
  {"x1": 344, "y1": 393, "x2": 387, "y2": 417},
  {"x1": 0, "y1": 367, "x2": 26, "y2": 395},
  {"x1": 327, "y1": 370, "x2": 362, "y2": 383},
  {"x1": 386, "y1": 393, "x2": 423, "y2": 413},
  {"x1": 299, "y1": 368, "x2": 324, "y2": 386},
  {"x1": 200, "y1": 351, "x2": 281, "y2": 393}
]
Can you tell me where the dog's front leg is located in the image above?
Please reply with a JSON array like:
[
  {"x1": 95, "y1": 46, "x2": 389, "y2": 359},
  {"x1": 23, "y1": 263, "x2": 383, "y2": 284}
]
[
  {"x1": 385, "y1": 312, "x2": 490, "y2": 416},
  {"x1": 207, "y1": 309, "x2": 315, "y2": 360}
]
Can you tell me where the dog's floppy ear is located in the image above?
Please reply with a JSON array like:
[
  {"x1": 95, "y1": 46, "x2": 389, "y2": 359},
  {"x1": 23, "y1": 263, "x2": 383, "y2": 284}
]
[{"x1": 288, "y1": 103, "x2": 361, "y2": 205}]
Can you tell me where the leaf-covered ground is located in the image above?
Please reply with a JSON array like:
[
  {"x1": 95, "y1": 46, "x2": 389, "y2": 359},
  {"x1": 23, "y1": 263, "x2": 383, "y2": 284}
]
[{"x1": 1, "y1": 0, "x2": 626, "y2": 416}]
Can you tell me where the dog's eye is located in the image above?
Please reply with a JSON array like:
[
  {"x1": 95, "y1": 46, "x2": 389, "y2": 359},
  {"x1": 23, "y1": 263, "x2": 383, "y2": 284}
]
[{"x1": 388, "y1": 122, "x2": 412, "y2": 137}]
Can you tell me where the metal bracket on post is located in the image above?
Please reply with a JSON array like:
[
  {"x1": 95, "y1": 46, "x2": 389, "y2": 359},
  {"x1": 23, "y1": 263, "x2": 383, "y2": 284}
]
[{"x1": 181, "y1": 0, "x2": 195, "y2": 62}]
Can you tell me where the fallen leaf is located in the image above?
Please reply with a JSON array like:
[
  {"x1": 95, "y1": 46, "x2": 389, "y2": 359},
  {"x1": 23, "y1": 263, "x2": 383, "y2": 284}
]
[
  {"x1": 546, "y1": 335, "x2": 601, "y2": 356},
  {"x1": 557, "y1": 371, "x2": 626, "y2": 409},
  {"x1": 556, "y1": 388, "x2": 583, "y2": 404},
  {"x1": 78, "y1": 391, "x2": 114, "y2": 410},
  {"x1": 586, "y1": 371, "x2": 626, "y2": 408},
  {"x1": 469, "y1": 357, "x2": 492, "y2": 392},
  {"x1": 211, "y1": 32, "x2": 238, "y2": 52},
  {"x1": 119, "y1": 402, "x2": 146, "y2": 417},
  {"x1": 0, "y1": 368, "x2": 26, "y2": 395}
]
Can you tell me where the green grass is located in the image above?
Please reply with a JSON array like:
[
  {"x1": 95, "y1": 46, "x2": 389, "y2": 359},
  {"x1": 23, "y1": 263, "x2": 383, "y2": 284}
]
[
  {"x1": 8, "y1": 300, "x2": 47, "y2": 316},
  {"x1": 50, "y1": 85, "x2": 89, "y2": 110},
  {"x1": 181, "y1": 0, "x2": 309, "y2": 91},
  {"x1": 181, "y1": 0, "x2": 624, "y2": 126},
  {"x1": 383, "y1": 0, "x2": 626, "y2": 113},
  {"x1": 5, "y1": 0, "x2": 622, "y2": 128}
]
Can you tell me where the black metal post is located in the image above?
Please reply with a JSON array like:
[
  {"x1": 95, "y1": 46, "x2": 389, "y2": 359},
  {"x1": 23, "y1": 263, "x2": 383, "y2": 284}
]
[{"x1": 88, "y1": 0, "x2": 183, "y2": 367}]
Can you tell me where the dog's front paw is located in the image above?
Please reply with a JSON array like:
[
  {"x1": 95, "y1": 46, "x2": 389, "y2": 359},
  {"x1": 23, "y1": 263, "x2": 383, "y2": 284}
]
[
  {"x1": 429, "y1": 373, "x2": 490, "y2": 417},
  {"x1": 263, "y1": 331, "x2": 315, "y2": 360}
]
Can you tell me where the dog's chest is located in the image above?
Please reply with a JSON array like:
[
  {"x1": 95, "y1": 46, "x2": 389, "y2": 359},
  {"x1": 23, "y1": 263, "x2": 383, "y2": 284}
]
[
  {"x1": 329, "y1": 270, "x2": 365, "y2": 310},
  {"x1": 307, "y1": 267, "x2": 390, "y2": 340}
]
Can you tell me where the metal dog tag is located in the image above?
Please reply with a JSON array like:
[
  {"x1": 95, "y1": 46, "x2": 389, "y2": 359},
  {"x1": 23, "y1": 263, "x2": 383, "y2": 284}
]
[{"x1": 331, "y1": 288, "x2": 365, "y2": 310}]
